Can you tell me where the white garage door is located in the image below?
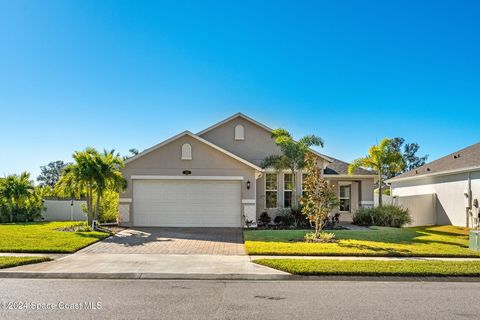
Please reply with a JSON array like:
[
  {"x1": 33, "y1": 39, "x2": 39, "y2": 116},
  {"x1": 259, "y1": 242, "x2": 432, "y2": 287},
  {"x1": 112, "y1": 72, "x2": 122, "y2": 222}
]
[{"x1": 133, "y1": 179, "x2": 242, "y2": 227}]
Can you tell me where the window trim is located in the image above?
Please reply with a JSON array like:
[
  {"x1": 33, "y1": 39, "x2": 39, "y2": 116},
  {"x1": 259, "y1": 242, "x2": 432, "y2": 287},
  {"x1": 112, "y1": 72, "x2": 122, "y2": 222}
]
[
  {"x1": 283, "y1": 172, "x2": 293, "y2": 208},
  {"x1": 339, "y1": 183, "x2": 352, "y2": 213},
  {"x1": 265, "y1": 173, "x2": 278, "y2": 209},
  {"x1": 301, "y1": 172, "x2": 308, "y2": 196}
]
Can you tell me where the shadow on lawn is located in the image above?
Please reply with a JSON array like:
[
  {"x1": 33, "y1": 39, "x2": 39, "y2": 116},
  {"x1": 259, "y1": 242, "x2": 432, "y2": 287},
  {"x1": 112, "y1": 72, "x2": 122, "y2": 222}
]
[{"x1": 335, "y1": 242, "x2": 413, "y2": 255}]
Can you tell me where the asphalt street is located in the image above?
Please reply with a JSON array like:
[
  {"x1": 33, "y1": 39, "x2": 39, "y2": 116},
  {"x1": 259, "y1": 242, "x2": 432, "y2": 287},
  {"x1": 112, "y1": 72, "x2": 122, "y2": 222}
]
[{"x1": 1, "y1": 279, "x2": 479, "y2": 320}]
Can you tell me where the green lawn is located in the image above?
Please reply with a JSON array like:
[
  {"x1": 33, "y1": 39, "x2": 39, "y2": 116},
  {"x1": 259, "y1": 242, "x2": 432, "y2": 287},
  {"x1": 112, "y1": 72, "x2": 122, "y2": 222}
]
[
  {"x1": 244, "y1": 225, "x2": 480, "y2": 257},
  {"x1": 0, "y1": 256, "x2": 51, "y2": 269},
  {"x1": 254, "y1": 259, "x2": 480, "y2": 277},
  {"x1": 0, "y1": 222, "x2": 110, "y2": 253}
]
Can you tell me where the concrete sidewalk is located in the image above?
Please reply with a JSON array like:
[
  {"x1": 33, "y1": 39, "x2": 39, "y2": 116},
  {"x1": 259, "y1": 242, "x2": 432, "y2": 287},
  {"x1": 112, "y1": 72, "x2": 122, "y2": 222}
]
[{"x1": 0, "y1": 253, "x2": 289, "y2": 280}]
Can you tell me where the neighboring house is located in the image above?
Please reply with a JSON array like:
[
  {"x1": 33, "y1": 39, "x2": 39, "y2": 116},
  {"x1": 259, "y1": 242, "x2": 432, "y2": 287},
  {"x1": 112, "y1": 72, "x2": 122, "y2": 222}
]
[
  {"x1": 387, "y1": 143, "x2": 480, "y2": 227},
  {"x1": 119, "y1": 113, "x2": 376, "y2": 227}
]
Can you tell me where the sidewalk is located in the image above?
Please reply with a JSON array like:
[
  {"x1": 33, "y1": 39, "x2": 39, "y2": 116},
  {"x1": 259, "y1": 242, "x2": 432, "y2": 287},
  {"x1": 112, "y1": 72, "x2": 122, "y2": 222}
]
[{"x1": 0, "y1": 253, "x2": 290, "y2": 280}]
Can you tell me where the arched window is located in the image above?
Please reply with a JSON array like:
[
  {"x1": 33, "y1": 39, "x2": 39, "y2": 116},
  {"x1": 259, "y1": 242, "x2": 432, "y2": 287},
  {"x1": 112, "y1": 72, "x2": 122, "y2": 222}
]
[
  {"x1": 234, "y1": 124, "x2": 245, "y2": 140},
  {"x1": 181, "y1": 143, "x2": 192, "y2": 160}
]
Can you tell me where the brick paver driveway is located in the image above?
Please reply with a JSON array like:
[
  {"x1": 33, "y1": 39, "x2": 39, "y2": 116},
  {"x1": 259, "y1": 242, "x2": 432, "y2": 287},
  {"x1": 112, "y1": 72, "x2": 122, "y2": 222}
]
[{"x1": 78, "y1": 227, "x2": 246, "y2": 255}]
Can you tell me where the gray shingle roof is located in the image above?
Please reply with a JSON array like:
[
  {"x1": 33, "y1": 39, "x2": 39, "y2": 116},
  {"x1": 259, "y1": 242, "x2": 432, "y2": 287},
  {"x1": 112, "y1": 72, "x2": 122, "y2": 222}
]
[
  {"x1": 324, "y1": 157, "x2": 376, "y2": 176},
  {"x1": 391, "y1": 142, "x2": 480, "y2": 180}
]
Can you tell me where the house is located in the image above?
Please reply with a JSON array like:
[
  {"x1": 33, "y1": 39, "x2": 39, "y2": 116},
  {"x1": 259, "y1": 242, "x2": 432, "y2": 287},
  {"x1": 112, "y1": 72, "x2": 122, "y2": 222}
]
[
  {"x1": 387, "y1": 142, "x2": 480, "y2": 227},
  {"x1": 118, "y1": 113, "x2": 377, "y2": 227}
]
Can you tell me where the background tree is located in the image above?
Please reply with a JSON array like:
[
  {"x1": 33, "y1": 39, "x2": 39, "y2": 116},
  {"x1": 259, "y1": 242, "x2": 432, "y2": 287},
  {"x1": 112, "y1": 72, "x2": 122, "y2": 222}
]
[
  {"x1": 386, "y1": 137, "x2": 428, "y2": 179},
  {"x1": 348, "y1": 138, "x2": 404, "y2": 206},
  {"x1": 123, "y1": 148, "x2": 139, "y2": 161},
  {"x1": 37, "y1": 160, "x2": 68, "y2": 188},
  {"x1": 0, "y1": 172, "x2": 43, "y2": 222},
  {"x1": 300, "y1": 153, "x2": 339, "y2": 238},
  {"x1": 261, "y1": 128, "x2": 324, "y2": 208}
]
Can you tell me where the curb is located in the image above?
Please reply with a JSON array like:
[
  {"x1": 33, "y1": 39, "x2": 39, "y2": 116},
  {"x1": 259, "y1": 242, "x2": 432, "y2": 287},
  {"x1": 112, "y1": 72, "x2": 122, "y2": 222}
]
[
  {"x1": 1, "y1": 272, "x2": 480, "y2": 282},
  {"x1": 0, "y1": 272, "x2": 292, "y2": 280}
]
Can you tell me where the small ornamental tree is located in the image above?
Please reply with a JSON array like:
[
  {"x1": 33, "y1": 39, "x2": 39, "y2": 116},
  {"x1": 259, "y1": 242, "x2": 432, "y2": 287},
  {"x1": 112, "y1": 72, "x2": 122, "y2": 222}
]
[{"x1": 300, "y1": 153, "x2": 340, "y2": 238}]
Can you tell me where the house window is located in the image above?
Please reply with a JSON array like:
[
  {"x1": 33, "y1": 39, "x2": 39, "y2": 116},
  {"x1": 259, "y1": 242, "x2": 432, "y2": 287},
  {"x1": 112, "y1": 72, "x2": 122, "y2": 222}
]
[
  {"x1": 301, "y1": 173, "x2": 308, "y2": 196},
  {"x1": 234, "y1": 124, "x2": 245, "y2": 140},
  {"x1": 265, "y1": 173, "x2": 278, "y2": 208},
  {"x1": 339, "y1": 185, "x2": 351, "y2": 212},
  {"x1": 181, "y1": 143, "x2": 192, "y2": 160},
  {"x1": 284, "y1": 173, "x2": 293, "y2": 208}
]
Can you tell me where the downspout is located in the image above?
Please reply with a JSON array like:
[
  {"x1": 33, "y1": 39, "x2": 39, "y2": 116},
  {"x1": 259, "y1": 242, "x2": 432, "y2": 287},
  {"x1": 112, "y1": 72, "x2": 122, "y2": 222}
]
[{"x1": 466, "y1": 172, "x2": 472, "y2": 228}]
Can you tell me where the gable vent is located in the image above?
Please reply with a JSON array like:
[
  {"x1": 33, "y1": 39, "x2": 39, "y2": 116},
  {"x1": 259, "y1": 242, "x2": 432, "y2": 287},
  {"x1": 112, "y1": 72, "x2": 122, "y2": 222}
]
[
  {"x1": 234, "y1": 124, "x2": 245, "y2": 140},
  {"x1": 181, "y1": 143, "x2": 192, "y2": 160}
]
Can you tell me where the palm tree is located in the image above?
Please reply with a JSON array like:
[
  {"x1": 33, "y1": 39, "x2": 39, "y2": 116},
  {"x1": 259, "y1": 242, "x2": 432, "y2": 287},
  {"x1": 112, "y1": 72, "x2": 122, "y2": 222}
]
[
  {"x1": 93, "y1": 149, "x2": 127, "y2": 222},
  {"x1": 57, "y1": 148, "x2": 127, "y2": 226},
  {"x1": 348, "y1": 138, "x2": 404, "y2": 207},
  {"x1": 261, "y1": 128, "x2": 324, "y2": 208},
  {"x1": 57, "y1": 148, "x2": 99, "y2": 225},
  {"x1": 0, "y1": 172, "x2": 35, "y2": 222}
]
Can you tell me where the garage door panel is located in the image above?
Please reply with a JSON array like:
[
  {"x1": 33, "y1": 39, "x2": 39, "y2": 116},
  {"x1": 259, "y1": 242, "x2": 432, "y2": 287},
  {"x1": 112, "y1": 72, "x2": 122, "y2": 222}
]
[{"x1": 133, "y1": 180, "x2": 241, "y2": 227}]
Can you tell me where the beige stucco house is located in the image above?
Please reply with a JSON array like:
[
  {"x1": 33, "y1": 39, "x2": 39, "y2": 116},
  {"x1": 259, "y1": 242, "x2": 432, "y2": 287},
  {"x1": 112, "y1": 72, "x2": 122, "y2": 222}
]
[{"x1": 119, "y1": 113, "x2": 376, "y2": 227}]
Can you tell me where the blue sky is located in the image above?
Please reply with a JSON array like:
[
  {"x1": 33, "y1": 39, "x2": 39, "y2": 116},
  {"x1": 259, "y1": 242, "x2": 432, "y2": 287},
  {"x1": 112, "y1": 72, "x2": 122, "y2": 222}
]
[{"x1": 1, "y1": 0, "x2": 479, "y2": 180}]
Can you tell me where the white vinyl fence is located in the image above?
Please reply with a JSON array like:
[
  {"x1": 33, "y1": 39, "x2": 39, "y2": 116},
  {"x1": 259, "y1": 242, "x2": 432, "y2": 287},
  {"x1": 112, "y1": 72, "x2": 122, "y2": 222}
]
[
  {"x1": 393, "y1": 194, "x2": 437, "y2": 227},
  {"x1": 374, "y1": 194, "x2": 394, "y2": 206},
  {"x1": 42, "y1": 199, "x2": 87, "y2": 221},
  {"x1": 374, "y1": 193, "x2": 437, "y2": 226}
]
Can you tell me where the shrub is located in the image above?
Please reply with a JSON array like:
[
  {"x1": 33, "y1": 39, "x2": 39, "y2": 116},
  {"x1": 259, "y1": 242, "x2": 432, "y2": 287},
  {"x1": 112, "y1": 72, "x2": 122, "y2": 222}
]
[
  {"x1": 304, "y1": 231, "x2": 336, "y2": 243},
  {"x1": 353, "y1": 205, "x2": 411, "y2": 227},
  {"x1": 258, "y1": 211, "x2": 271, "y2": 227},
  {"x1": 274, "y1": 209, "x2": 295, "y2": 227},
  {"x1": 98, "y1": 190, "x2": 119, "y2": 223}
]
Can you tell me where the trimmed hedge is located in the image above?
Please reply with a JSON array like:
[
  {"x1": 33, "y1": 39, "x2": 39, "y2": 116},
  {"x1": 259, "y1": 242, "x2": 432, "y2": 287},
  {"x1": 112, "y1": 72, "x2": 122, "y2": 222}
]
[{"x1": 353, "y1": 205, "x2": 411, "y2": 227}]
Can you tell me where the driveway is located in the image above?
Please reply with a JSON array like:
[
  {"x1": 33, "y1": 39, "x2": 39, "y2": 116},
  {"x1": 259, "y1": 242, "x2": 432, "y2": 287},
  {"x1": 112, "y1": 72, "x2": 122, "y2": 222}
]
[
  {"x1": 78, "y1": 227, "x2": 246, "y2": 255},
  {"x1": 0, "y1": 227, "x2": 288, "y2": 279}
]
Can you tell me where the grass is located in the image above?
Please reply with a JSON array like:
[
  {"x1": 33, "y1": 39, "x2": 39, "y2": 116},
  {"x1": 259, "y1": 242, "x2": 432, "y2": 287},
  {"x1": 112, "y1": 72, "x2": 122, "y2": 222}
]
[
  {"x1": 0, "y1": 256, "x2": 51, "y2": 269},
  {"x1": 254, "y1": 259, "x2": 480, "y2": 277},
  {"x1": 244, "y1": 225, "x2": 480, "y2": 257},
  {"x1": 0, "y1": 221, "x2": 110, "y2": 253}
]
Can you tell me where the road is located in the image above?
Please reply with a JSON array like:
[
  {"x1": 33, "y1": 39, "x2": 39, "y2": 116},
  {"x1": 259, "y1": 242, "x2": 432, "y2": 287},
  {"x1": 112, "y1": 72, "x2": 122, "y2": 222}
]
[{"x1": 1, "y1": 279, "x2": 479, "y2": 320}]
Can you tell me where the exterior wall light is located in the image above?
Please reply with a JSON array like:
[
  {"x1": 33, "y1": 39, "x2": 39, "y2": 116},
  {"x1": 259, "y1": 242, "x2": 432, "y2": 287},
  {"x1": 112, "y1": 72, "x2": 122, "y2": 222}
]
[{"x1": 246, "y1": 180, "x2": 251, "y2": 189}]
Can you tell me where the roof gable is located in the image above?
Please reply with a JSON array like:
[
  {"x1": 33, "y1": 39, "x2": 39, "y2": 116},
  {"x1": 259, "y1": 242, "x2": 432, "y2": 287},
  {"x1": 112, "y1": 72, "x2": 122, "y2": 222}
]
[
  {"x1": 125, "y1": 131, "x2": 263, "y2": 171},
  {"x1": 198, "y1": 112, "x2": 333, "y2": 163},
  {"x1": 324, "y1": 157, "x2": 377, "y2": 176},
  {"x1": 389, "y1": 142, "x2": 480, "y2": 182}
]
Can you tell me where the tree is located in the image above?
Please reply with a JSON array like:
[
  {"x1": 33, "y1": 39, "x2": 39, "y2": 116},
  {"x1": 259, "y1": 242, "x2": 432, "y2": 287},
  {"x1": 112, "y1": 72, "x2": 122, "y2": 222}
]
[
  {"x1": 0, "y1": 172, "x2": 43, "y2": 222},
  {"x1": 348, "y1": 138, "x2": 404, "y2": 207},
  {"x1": 57, "y1": 148, "x2": 99, "y2": 225},
  {"x1": 123, "y1": 148, "x2": 139, "y2": 161},
  {"x1": 261, "y1": 128, "x2": 324, "y2": 208},
  {"x1": 300, "y1": 153, "x2": 339, "y2": 238},
  {"x1": 56, "y1": 148, "x2": 127, "y2": 226},
  {"x1": 92, "y1": 149, "x2": 128, "y2": 222},
  {"x1": 386, "y1": 138, "x2": 428, "y2": 179},
  {"x1": 37, "y1": 160, "x2": 68, "y2": 188}
]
